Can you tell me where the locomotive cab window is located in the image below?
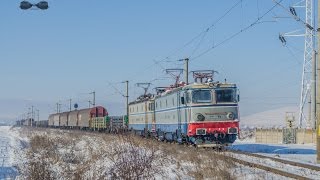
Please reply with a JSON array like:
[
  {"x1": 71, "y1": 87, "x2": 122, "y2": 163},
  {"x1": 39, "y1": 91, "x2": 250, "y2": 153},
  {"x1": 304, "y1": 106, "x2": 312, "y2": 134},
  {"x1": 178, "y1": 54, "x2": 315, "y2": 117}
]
[
  {"x1": 192, "y1": 90, "x2": 212, "y2": 103},
  {"x1": 215, "y1": 89, "x2": 237, "y2": 103}
]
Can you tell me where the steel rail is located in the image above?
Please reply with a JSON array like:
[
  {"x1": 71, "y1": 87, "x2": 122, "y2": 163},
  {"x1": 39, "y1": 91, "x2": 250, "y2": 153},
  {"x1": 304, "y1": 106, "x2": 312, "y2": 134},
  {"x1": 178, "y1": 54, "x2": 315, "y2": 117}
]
[{"x1": 229, "y1": 149, "x2": 320, "y2": 171}]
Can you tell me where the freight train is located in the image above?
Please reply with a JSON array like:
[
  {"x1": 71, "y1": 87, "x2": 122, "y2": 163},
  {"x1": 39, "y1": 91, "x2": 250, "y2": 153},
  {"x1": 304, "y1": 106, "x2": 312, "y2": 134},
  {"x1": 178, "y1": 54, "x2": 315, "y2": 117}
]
[
  {"x1": 16, "y1": 106, "x2": 126, "y2": 132},
  {"x1": 17, "y1": 71, "x2": 240, "y2": 146},
  {"x1": 129, "y1": 71, "x2": 239, "y2": 146},
  {"x1": 46, "y1": 106, "x2": 125, "y2": 132}
]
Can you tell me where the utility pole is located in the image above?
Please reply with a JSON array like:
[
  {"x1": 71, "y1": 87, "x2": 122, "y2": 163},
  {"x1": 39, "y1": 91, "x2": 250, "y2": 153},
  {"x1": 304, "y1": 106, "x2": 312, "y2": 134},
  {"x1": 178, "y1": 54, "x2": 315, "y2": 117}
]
[
  {"x1": 28, "y1": 107, "x2": 31, "y2": 120},
  {"x1": 278, "y1": 0, "x2": 316, "y2": 128},
  {"x1": 317, "y1": 0, "x2": 320, "y2": 163},
  {"x1": 36, "y1": 109, "x2": 39, "y2": 127},
  {"x1": 312, "y1": 51, "x2": 317, "y2": 129},
  {"x1": 125, "y1": 81, "x2": 129, "y2": 120},
  {"x1": 56, "y1": 103, "x2": 61, "y2": 113},
  {"x1": 184, "y1": 58, "x2": 189, "y2": 85},
  {"x1": 297, "y1": 0, "x2": 315, "y2": 128},
  {"x1": 69, "y1": 99, "x2": 72, "y2": 111},
  {"x1": 90, "y1": 91, "x2": 96, "y2": 107},
  {"x1": 31, "y1": 105, "x2": 34, "y2": 127},
  {"x1": 93, "y1": 91, "x2": 95, "y2": 107}
]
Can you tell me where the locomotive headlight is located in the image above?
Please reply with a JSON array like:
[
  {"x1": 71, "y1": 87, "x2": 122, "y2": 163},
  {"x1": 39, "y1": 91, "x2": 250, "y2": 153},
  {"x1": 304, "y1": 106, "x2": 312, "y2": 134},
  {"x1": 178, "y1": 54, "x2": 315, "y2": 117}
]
[
  {"x1": 226, "y1": 112, "x2": 234, "y2": 119},
  {"x1": 196, "y1": 113, "x2": 205, "y2": 121}
]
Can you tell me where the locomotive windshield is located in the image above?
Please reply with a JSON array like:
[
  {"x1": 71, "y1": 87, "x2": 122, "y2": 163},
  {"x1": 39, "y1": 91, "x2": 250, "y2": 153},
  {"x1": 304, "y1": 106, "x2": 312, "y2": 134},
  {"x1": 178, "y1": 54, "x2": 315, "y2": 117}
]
[
  {"x1": 215, "y1": 88, "x2": 237, "y2": 103},
  {"x1": 192, "y1": 89, "x2": 212, "y2": 103}
]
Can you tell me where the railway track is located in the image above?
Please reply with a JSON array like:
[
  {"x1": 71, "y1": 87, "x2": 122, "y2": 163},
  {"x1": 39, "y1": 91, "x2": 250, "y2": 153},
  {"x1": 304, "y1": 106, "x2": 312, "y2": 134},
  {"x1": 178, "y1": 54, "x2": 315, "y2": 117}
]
[
  {"x1": 226, "y1": 155, "x2": 312, "y2": 180},
  {"x1": 229, "y1": 149, "x2": 320, "y2": 171},
  {"x1": 171, "y1": 143, "x2": 319, "y2": 179},
  {"x1": 224, "y1": 149, "x2": 320, "y2": 179}
]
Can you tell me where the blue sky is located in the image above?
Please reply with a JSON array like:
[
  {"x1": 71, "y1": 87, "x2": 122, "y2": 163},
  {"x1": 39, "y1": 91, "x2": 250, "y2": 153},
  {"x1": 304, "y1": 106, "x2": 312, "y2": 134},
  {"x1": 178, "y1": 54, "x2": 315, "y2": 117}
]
[{"x1": 0, "y1": 0, "x2": 311, "y2": 122}]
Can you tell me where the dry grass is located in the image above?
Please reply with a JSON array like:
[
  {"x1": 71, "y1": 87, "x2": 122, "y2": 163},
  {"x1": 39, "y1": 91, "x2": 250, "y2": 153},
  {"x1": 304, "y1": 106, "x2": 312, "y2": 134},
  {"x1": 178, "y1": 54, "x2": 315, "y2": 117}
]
[
  {"x1": 19, "y1": 127, "x2": 237, "y2": 180},
  {"x1": 27, "y1": 157, "x2": 54, "y2": 180},
  {"x1": 105, "y1": 134, "x2": 166, "y2": 179}
]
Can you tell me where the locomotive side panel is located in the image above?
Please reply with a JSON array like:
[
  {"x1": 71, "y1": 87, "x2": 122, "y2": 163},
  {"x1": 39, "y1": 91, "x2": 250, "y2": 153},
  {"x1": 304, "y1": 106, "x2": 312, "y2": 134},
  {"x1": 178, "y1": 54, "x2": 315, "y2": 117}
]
[
  {"x1": 154, "y1": 91, "x2": 188, "y2": 135},
  {"x1": 129, "y1": 101, "x2": 148, "y2": 131},
  {"x1": 146, "y1": 101, "x2": 155, "y2": 132}
]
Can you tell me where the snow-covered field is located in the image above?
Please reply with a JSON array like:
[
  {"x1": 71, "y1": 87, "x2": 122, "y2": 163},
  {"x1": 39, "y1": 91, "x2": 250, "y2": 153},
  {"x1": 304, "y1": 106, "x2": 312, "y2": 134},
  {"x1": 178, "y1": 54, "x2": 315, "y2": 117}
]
[
  {"x1": 0, "y1": 126, "x2": 21, "y2": 179},
  {"x1": 1, "y1": 126, "x2": 319, "y2": 179},
  {"x1": 229, "y1": 140, "x2": 320, "y2": 179},
  {"x1": 233, "y1": 137, "x2": 318, "y2": 165}
]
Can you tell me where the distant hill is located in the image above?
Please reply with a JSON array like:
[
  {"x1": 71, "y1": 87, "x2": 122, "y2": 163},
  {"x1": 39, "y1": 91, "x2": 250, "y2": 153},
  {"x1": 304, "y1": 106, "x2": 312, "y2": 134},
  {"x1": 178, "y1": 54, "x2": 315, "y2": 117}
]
[{"x1": 240, "y1": 106, "x2": 299, "y2": 129}]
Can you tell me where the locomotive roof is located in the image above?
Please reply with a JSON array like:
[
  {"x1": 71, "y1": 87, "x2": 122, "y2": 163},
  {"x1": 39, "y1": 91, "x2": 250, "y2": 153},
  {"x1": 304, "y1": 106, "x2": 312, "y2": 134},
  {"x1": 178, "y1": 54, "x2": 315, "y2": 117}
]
[
  {"x1": 183, "y1": 82, "x2": 237, "y2": 90},
  {"x1": 129, "y1": 97, "x2": 154, "y2": 105},
  {"x1": 129, "y1": 82, "x2": 237, "y2": 104}
]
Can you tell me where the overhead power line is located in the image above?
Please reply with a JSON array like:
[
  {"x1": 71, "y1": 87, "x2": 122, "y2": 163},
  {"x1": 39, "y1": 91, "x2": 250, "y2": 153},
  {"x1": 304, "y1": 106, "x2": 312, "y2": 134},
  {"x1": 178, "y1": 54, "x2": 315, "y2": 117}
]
[
  {"x1": 190, "y1": 0, "x2": 283, "y2": 61},
  {"x1": 125, "y1": 0, "x2": 244, "y2": 82}
]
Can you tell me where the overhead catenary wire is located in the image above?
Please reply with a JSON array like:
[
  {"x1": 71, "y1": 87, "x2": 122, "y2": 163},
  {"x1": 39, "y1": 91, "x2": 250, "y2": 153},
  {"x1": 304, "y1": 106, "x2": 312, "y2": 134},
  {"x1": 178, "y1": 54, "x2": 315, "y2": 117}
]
[
  {"x1": 189, "y1": 28, "x2": 210, "y2": 58},
  {"x1": 140, "y1": 0, "x2": 244, "y2": 87},
  {"x1": 163, "y1": 0, "x2": 244, "y2": 61},
  {"x1": 50, "y1": 1, "x2": 288, "y2": 114},
  {"x1": 124, "y1": 0, "x2": 245, "y2": 84},
  {"x1": 190, "y1": 0, "x2": 284, "y2": 61},
  {"x1": 108, "y1": 82, "x2": 126, "y2": 97},
  {"x1": 285, "y1": 45, "x2": 303, "y2": 65}
]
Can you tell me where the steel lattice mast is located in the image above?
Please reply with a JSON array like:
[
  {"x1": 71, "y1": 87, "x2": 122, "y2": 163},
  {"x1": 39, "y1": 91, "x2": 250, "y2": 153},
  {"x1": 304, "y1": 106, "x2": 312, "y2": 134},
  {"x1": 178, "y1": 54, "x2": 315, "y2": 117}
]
[{"x1": 299, "y1": 0, "x2": 314, "y2": 128}]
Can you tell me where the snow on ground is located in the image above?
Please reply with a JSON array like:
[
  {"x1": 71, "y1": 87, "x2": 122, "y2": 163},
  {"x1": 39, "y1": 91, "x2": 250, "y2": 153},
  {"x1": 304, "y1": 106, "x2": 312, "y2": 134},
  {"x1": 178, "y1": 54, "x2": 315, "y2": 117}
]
[
  {"x1": 232, "y1": 139, "x2": 319, "y2": 165},
  {"x1": 3, "y1": 126, "x2": 317, "y2": 180},
  {"x1": 229, "y1": 151, "x2": 320, "y2": 179},
  {"x1": 0, "y1": 126, "x2": 22, "y2": 179},
  {"x1": 227, "y1": 139, "x2": 320, "y2": 179},
  {"x1": 232, "y1": 163, "x2": 295, "y2": 180}
]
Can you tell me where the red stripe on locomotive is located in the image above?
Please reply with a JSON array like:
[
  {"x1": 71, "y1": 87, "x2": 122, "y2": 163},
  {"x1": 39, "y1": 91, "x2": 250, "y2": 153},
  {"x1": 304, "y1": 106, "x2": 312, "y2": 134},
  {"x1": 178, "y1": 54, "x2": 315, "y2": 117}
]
[{"x1": 187, "y1": 121, "x2": 239, "y2": 136}]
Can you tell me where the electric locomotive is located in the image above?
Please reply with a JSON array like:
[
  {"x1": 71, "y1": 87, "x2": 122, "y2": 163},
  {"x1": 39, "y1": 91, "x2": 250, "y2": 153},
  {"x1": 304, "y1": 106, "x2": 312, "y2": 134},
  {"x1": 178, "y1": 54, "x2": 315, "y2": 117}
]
[{"x1": 129, "y1": 70, "x2": 239, "y2": 146}]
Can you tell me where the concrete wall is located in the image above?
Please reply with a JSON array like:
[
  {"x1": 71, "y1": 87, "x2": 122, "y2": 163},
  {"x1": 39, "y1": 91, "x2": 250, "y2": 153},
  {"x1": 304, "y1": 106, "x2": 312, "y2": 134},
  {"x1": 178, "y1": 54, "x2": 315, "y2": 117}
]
[
  {"x1": 255, "y1": 128, "x2": 316, "y2": 144},
  {"x1": 255, "y1": 128, "x2": 283, "y2": 144},
  {"x1": 296, "y1": 129, "x2": 316, "y2": 144}
]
